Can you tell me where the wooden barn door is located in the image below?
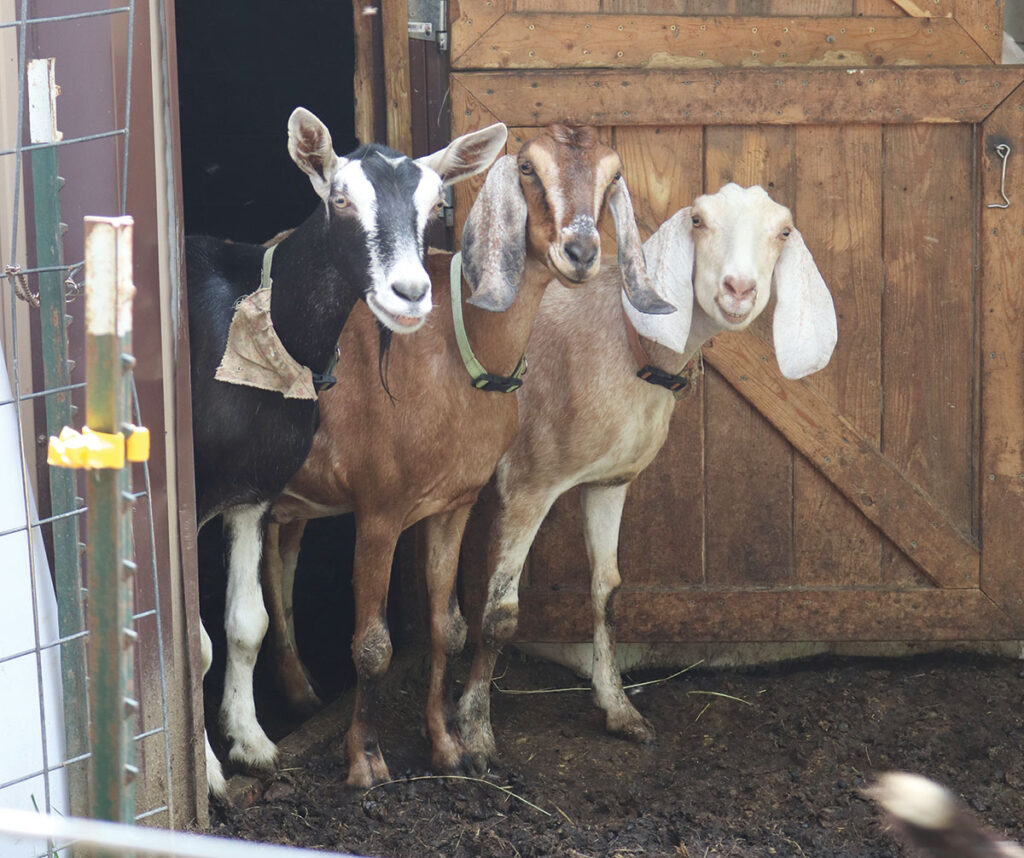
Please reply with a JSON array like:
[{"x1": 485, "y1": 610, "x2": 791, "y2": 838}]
[{"x1": 448, "y1": 4, "x2": 1024, "y2": 644}]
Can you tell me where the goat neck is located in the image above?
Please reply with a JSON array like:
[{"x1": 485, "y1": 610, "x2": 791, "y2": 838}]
[
  {"x1": 266, "y1": 208, "x2": 364, "y2": 375},
  {"x1": 459, "y1": 254, "x2": 553, "y2": 377}
]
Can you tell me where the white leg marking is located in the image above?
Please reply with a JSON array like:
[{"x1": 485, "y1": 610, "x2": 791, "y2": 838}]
[
  {"x1": 220, "y1": 502, "x2": 278, "y2": 770},
  {"x1": 581, "y1": 483, "x2": 652, "y2": 741},
  {"x1": 200, "y1": 619, "x2": 227, "y2": 796}
]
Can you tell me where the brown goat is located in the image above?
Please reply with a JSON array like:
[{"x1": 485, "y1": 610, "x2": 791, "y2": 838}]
[{"x1": 260, "y1": 125, "x2": 672, "y2": 787}]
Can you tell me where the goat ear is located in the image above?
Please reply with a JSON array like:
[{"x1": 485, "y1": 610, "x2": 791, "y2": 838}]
[
  {"x1": 607, "y1": 179, "x2": 676, "y2": 315},
  {"x1": 771, "y1": 228, "x2": 838, "y2": 379},
  {"x1": 625, "y1": 208, "x2": 695, "y2": 353},
  {"x1": 462, "y1": 155, "x2": 527, "y2": 312},
  {"x1": 417, "y1": 123, "x2": 508, "y2": 187},
  {"x1": 288, "y1": 107, "x2": 342, "y2": 201}
]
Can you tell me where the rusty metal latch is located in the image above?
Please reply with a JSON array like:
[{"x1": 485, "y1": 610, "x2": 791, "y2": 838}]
[
  {"x1": 408, "y1": 0, "x2": 447, "y2": 49},
  {"x1": 986, "y1": 143, "x2": 1012, "y2": 210}
]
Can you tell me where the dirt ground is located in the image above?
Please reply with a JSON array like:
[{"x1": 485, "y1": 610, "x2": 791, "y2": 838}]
[{"x1": 209, "y1": 646, "x2": 1024, "y2": 858}]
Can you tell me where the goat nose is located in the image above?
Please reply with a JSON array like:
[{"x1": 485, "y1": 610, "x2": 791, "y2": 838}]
[
  {"x1": 564, "y1": 239, "x2": 598, "y2": 269},
  {"x1": 722, "y1": 275, "x2": 756, "y2": 299},
  {"x1": 392, "y1": 278, "x2": 429, "y2": 302}
]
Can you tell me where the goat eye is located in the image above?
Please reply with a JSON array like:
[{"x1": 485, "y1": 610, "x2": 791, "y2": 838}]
[
  {"x1": 780, "y1": 227, "x2": 792, "y2": 239},
  {"x1": 691, "y1": 215, "x2": 703, "y2": 228},
  {"x1": 518, "y1": 161, "x2": 534, "y2": 175},
  {"x1": 332, "y1": 194, "x2": 349, "y2": 209},
  {"x1": 613, "y1": 172, "x2": 622, "y2": 182}
]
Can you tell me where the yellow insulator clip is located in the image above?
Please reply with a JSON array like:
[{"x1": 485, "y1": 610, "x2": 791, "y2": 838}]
[
  {"x1": 125, "y1": 424, "x2": 150, "y2": 462},
  {"x1": 47, "y1": 424, "x2": 150, "y2": 470}
]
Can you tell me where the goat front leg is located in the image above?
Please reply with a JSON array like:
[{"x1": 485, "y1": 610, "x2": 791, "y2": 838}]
[
  {"x1": 422, "y1": 506, "x2": 473, "y2": 775},
  {"x1": 457, "y1": 486, "x2": 557, "y2": 773},
  {"x1": 262, "y1": 519, "x2": 322, "y2": 716},
  {"x1": 580, "y1": 482, "x2": 653, "y2": 743},
  {"x1": 345, "y1": 517, "x2": 399, "y2": 788},
  {"x1": 220, "y1": 502, "x2": 279, "y2": 771}
]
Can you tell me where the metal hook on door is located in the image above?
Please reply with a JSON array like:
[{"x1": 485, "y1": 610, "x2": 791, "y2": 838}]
[{"x1": 986, "y1": 143, "x2": 1012, "y2": 209}]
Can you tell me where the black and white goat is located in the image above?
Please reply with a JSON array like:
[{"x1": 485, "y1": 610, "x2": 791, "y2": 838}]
[{"x1": 186, "y1": 107, "x2": 506, "y2": 795}]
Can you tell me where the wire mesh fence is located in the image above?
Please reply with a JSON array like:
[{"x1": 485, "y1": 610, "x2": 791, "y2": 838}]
[{"x1": 1, "y1": 0, "x2": 176, "y2": 849}]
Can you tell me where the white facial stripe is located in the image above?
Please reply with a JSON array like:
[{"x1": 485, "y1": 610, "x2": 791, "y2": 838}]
[
  {"x1": 336, "y1": 161, "x2": 379, "y2": 235},
  {"x1": 412, "y1": 167, "x2": 444, "y2": 247},
  {"x1": 536, "y1": 154, "x2": 564, "y2": 228}
]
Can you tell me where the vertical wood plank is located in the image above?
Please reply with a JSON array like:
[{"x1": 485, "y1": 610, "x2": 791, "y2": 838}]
[
  {"x1": 704, "y1": 125, "x2": 796, "y2": 586},
  {"x1": 979, "y1": 90, "x2": 1024, "y2": 630},
  {"x1": 450, "y1": 82, "x2": 506, "y2": 244},
  {"x1": 353, "y1": 1, "x2": 378, "y2": 144},
  {"x1": 382, "y1": 0, "x2": 413, "y2": 153},
  {"x1": 882, "y1": 123, "x2": 975, "y2": 586},
  {"x1": 791, "y1": 125, "x2": 884, "y2": 587},
  {"x1": 615, "y1": 127, "x2": 704, "y2": 587}
]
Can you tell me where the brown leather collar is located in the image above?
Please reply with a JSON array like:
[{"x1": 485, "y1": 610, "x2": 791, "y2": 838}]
[{"x1": 620, "y1": 299, "x2": 699, "y2": 400}]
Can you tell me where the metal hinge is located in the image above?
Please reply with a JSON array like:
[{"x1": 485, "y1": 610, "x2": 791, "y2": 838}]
[{"x1": 408, "y1": 0, "x2": 448, "y2": 50}]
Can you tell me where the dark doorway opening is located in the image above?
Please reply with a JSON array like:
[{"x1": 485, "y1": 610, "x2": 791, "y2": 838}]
[
  {"x1": 174, "y1": 0, "x2": 371, "y2": 748},
  {"x1": 175, "y1": 0, "x2": 357, "y2": 243}
]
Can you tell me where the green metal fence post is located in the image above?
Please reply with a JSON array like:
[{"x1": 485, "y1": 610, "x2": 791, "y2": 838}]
[
  {"x1": 83, "y1": 216, "x2": 138, "y2": 825},
  {"x1": 27, "y1": 56, "x2": 90, "y2": 815}
]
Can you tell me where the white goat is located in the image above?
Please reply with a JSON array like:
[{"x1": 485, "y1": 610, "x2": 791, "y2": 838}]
[{"x1": 456, "y1": 183, "x2": 838, "y2": 771}]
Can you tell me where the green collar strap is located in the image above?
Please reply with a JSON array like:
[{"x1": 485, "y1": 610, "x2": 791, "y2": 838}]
[{"x1": 450, "y1": 251, "x2": 526, "y2": 393}]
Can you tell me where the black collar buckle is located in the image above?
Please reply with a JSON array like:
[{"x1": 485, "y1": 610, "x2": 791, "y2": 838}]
[
  {"x1": 637, "y1": 364, "x2": 688, "y2": 392},
  {"x1": 312, "y1": 346, "x2": 341, "y2": 393},
  {"x1": 472, "y1": 373, "x2": 524, "y2": 394}
]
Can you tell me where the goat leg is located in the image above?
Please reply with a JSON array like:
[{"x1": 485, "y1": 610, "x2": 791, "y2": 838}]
[
  {"x1": 422, "y1": 506, "x2": 473, "y2": 775},
  {"x1": 200, "y1": 620, "x2": 228, "y2": 798},
  {"x1": 581, "y1": 483, "x2": 654, "y2": 743},
  {"x1": 263, "y1": 519, "x2": 323, "y2": 716},
  {"x1": 345, "y1": 517, "x2": 398, "y2": 788},
  {"x1": 457, "y1": 485, "x2": 556, "y2": 772},
  {"x1": 220, "y1": 502, "x2": 279, "y2": 772}
]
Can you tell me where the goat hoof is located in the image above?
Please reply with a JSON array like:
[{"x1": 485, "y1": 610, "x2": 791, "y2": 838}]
[
  {"x1": 346, "y1": 754, "x2": 390, "y2": 789},
  {"x1": 457, "y1": 719, "x2": 496, "y2": 770},
  {"x1": 206, "y1": 754, "x2": 228, "y2": 799},
  {"x1": 228, "y1": 732, "x2": 279, "y2": 773},
  {"x1": 609, "y1": 715, "x2": 655, "y2": 744},
  {"x1": 466, "y1": 751, "x2": 492, "y2": 778}
]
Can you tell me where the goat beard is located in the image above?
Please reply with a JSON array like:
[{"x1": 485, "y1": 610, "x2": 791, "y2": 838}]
[{"x1": 377, "y1": 324, "x2": 394, "y2": 401}]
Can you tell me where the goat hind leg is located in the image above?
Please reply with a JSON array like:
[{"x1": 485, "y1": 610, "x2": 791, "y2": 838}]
[
  {"x1": 263, "y1": 519, "x2": 322, "y2": 716},
  {"x1": 345, "y1": 518, "x2": 399, "y2": 788},
  {"x1": 457, "y1": 487, "x2": 557, "y2": 772},
  {"x1": 221, "y1": 502, "x2": 278, "y2": 771},
  {"x1": 200, "y1": 619, "x2": 228, "y2": 797},
  {"x1": 422, "y1": 506, "x2": 473, "y2": 775},
  {"x1": 581, "y1": 483, "x2": 653, "y2": 743}
]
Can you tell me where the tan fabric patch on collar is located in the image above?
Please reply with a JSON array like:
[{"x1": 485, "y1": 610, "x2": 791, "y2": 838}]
[{"x1": 214, "y1": 248, "x2": 319, "y2": 400}]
